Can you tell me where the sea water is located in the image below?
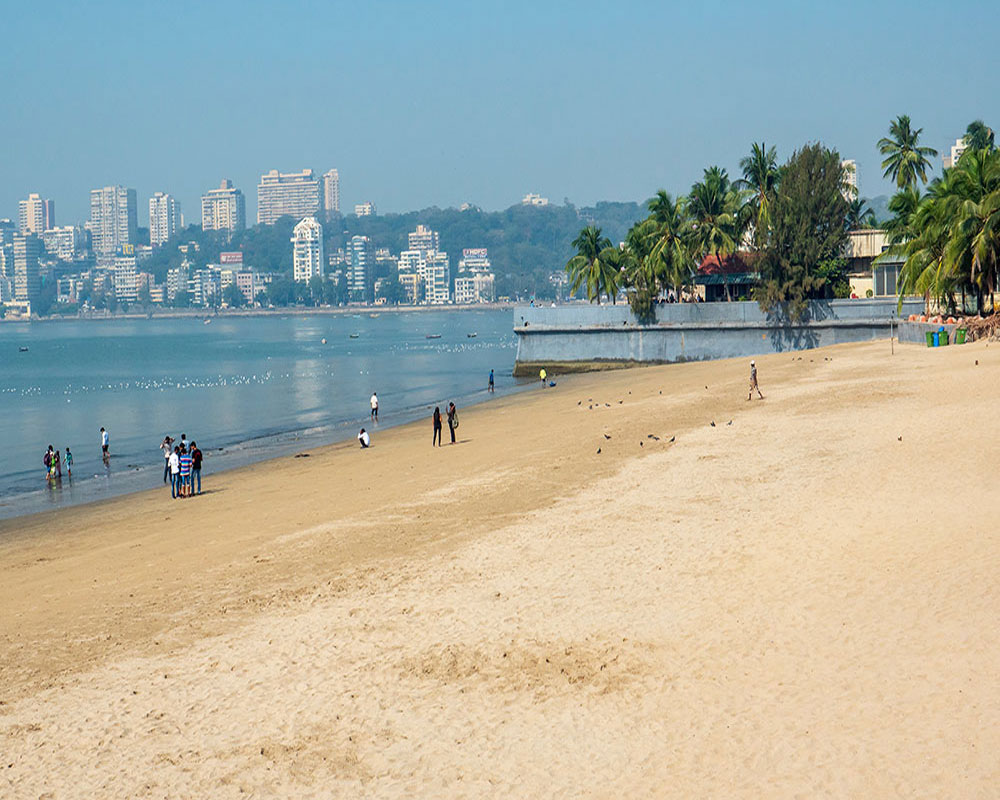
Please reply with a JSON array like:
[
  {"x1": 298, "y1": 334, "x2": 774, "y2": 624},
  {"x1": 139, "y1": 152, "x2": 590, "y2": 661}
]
[{"x1": 0, "y1": 309, "x2": 519, "y2": 520}]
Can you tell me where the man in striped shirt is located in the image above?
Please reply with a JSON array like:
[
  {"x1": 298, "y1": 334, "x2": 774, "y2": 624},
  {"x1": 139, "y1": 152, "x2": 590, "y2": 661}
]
[{"x1": 178, "y1": 448, "x2": 193, "y2": 498}]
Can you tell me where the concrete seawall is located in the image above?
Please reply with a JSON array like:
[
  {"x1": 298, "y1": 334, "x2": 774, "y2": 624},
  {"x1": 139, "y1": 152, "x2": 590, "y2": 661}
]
[{"x1": 513, "y1": 299, "x2": 923, "y2": 374}]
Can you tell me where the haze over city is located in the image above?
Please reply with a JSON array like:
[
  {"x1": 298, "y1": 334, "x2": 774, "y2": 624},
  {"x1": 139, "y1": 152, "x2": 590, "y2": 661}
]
[{"x1": 2, "y1": 0, "x2": 998, "y2": 226}]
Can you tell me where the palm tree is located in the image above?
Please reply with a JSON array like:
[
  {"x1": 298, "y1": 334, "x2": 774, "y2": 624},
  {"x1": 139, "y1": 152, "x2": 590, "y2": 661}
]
[
  {"x1": 736, "y1": 142, "x2": 780, "y2": 249},
  {"x1": 964, "y1": 120, "x2": 995, "y2": 153},
  {"x1": 878, "y1": 115, "x2": 938, "y2": 188},
  {"x1": 689, "y1": 167, "x2": 745, "y2": 299},
  {"x1": 565, "y1": 225, "x2": 616, "y2": 304},
  {"x1": 845, "y1": 197, "x2": 877, "y2": 230},
  {"x1": 645, "y1": 190, "x2": 695, "y2": 299}
]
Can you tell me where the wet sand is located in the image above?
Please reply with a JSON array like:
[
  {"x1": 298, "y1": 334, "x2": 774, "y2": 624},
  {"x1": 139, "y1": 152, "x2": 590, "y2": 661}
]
[{"x1": 2, "y1": 339, "x2": 998, "y2": 798}]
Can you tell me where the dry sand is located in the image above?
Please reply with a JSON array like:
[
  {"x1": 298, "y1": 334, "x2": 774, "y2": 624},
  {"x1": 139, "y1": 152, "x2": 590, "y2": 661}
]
[{"x1": 2, "y1": 339, "x2": 998, "y2": 798}]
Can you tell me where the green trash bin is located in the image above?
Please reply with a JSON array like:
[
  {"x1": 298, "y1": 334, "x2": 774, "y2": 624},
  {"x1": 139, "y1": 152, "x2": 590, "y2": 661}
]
[
  {"x1": 939, "y1": 328, "x2": 949, "y2": 346},
  {"x1": 925, "y1": 331, "x2": 935, "y2": 347},
  {"x1": 956, "y1": 328, "x2": 967, "y2": 344}
]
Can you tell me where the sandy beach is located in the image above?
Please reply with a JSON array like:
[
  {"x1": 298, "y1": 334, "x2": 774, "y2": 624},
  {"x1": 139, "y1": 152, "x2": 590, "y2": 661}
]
[{"x1": 2, "y1": 338, "x2": 998, "y2": 798}]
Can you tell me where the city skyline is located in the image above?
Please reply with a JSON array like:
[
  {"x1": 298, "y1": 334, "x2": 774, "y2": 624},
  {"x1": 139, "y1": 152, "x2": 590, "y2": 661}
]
[{"x1": 1, "y1": 1, "x2": 998, "y2": 226}]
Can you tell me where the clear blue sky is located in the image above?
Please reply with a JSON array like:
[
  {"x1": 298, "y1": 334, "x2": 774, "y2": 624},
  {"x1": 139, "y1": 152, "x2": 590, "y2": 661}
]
[{"x1": 2, "y1": 0, "x2": 997, "y2": 226}]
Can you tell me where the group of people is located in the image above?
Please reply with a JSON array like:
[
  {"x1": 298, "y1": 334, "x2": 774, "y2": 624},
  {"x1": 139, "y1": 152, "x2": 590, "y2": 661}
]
[
  {"x1": 357, "y1": 390, "x2": 464, "y2": 449},
  {"x1": 160, "y1": 434, "x2": 203, "y2": 499},
  {"x1": 432, "y1": 402, "x2": 459, "y2": 446},
  {"x1": 42, "y1": 445, "x2": 73, "y2": 480}
]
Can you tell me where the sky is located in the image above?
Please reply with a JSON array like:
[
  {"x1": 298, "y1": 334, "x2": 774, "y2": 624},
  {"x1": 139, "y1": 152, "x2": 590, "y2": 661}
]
[{"x1": 2, "y1": 0, "x2": 998, "y2": 227}]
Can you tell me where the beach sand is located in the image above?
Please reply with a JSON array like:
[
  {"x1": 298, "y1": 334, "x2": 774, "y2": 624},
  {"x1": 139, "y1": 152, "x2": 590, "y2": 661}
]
[{"x1": 2, "y1": 339, "x2": 998, "y2": 798}]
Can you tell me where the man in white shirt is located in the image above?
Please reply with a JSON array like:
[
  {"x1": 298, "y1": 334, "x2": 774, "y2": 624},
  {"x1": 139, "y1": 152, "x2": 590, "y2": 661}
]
[
  {"x1": 370, "y1": 392, "x2": 379, "y2": 422},
  {"x1": 358, "y1": 428, "x2": 370, "y2": 448},
  {"x1": 169, "y1": 447, "x2": 181, "y2": 498},
  {"x1": 100, "y1": 427, "x2": 110, "y2": 462}
]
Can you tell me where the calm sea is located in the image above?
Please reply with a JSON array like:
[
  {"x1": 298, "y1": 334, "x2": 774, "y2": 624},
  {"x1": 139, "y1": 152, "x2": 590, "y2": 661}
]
[{"x1": 0, "y1": 309, "x2": 519, "y2": 520}]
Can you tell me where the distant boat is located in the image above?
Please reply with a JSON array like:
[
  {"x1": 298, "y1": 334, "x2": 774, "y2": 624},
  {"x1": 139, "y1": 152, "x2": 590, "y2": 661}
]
[
  {"x1": 425, "y1": 334, "x2": 442, "y2": 340},
  {"x1": 369, "y1": 313, "x2": 380, "y2": 318},
  {"x1": 203, "y1": 319, "x2": 212, "y2": 325},
  {"x1": 467, "y1": 332, "x2": 477, "y2": 338},
  {"x1": 349, "y1": 333, "x2": 360, "y2": 339},
  {"x1": 18, "y1": 346, "x2": 29, "y2": 352}
]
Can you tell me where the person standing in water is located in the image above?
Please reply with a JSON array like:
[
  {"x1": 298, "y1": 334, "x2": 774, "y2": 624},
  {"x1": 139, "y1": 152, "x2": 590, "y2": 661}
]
[
  {"x1": 488, "y1": 369, "x2": 495, "y2": 393},
  {"x1": 447, "y1": 402, "x2": 458, "y2": 444},
  {"x1": 432, "y1": 406, "x2": 442, "y2": 447},
  {"x1": 64, "y1": 447, "x2": 73, "y2": 477},
  {"x1": 100, "y1": 427, "x2": 110, "y2": 462},
  {"x1": 370, "y1": 392, "x2": 379, "y2": 422},
  {"x1": 747, "y1": 360, "x2": 763, "y2": 400}
]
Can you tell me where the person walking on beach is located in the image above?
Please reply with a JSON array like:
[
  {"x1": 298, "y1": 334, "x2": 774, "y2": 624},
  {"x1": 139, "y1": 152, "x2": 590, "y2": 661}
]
[
  {"x1": 358, "y1": 428, "x2": 370, "y2": 448},
  {"x1": 64, "y1": 447, "x2": 73, "y2": 477},
  {"x1": 190, "y1": 441, "x2": 202, "y2": 495},
  {"x1": 488, "y1": 369, "x2": 495, "y2": 393},
  {"x1": 160, "y1": 435, "x2": 174, "y2": 483},
  {"x1": 747, "y1": 360, "x2": 763, "y2": 400},
  {"x1": 169, "y1": 446, "x2": 180, "y2": 498},
  {"x1": 432, "y1": 406, "x2": 442, "y2": 447},
  {"x1": 370, "y1": 392, "x2": 379, "y2": 422},
  {"x1": 539, "y1": 368, "x2": 547, "y2": 387},
  {"x1": 178, "y1": 446, "x2": 192, "y2": 498},
  {"x1": 447, "y1": 402, "x2": 458, "y2": 444},
  {"x1": 100, "y1": 427, "x2": 110, "y2": 462}
]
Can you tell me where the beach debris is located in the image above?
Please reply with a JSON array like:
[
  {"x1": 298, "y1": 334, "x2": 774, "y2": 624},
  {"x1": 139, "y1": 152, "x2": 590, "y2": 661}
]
[
  {"x1": 596, "y1": 448, "x2": 601, "y2": 454},
  {"x1": 618, "y1": 400, "x2": 623, "y2": 404},
  {"x1": 603, "y1": 434, "x2": 611, "y2": 440},
  {"x1": 669, "y1": 436, "x2": 675, "y2": 443},
  {"x1": 605, "y1": 403, "x2": 610, "y2": 407},
  {"x1": 965, "y1": 313, "x2": 1000, "y2": 341},
  {"x1": 710, "y1": 421, "x2": 716, "y2": 427},
  {"x1": 897, "y1": 436, "x2": 902, "y2": 441},
  {"x1": 588, "y1": 405, "x2": 593, "y2": 409}
]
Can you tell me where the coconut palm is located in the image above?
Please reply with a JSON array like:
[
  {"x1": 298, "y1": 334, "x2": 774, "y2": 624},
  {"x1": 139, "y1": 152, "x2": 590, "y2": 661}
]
[
  {"x1": 565, "y1": 225, "x2": 616, "y2": 304},
  {"x1": 736, "y1": 142, "x2": 780, "y2": 248},
  {"x1": 878, "y1": 114, "x2": 938, "y2": 189},
  {"x1": 645, "y1": 190, "x2": 695, "y2": 299},
  {"x1": 964, "y1": 120, "x2": 995, "y2": 153},
  {"x1": 845, "y1": 197, "x2": 877, "y2": 230},
  {"x1": 689, "y1": 167, "x2": 746, "y2": 299}
]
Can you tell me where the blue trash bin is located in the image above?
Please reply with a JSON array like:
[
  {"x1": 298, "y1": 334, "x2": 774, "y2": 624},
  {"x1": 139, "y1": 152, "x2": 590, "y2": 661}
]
[{"x1": 932, "y1": 331, "x2": 940, "y2": 347}]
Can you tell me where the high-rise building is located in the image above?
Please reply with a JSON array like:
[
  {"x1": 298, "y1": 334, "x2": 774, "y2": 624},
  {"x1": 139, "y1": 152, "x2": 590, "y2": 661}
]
[
  {"x1": 841, "y1": 160, "x2": 858, "y2": 199},
  {"x1": 322, "y1": 169, "x2": 340, "y2": 217},
  {"x1": 942, "y1": 137, "x2": 969, "y2": 169},
  {"x1": 12, "y1": 233, "x2": 42, "y2": 305},
  {"x1": 354, "y1": 201, "x2": 376, "y2": 217},
  {"x1": 291, "y1": 217, "x2": 324, "y2": 283},
  {"x1": 424, "y1": 251, "x2": 450, "y2": 305},
  {"x1": 18, "y1": 193, "x2": 54, "y2": 234},
  {"x1": 41, "y1": 226, "x2": 82, "y2": 261},
  {"x1": 113, "y1": 249, "x2": 139, "y2": 302},
  {"x1": 455, "y1": 248, "x2": 495, "y2": 303},
  {"x1": 258, "y1": 169, "x2": 320, "y2": 225},
  {"x1": 149, "y1": 192, "x2": 180, "y2": 247},
  {"x1": 408, "y1": 224, "x2": 440, "y2": 254},
  {"x1": 201, "y1": 179, "x2": 246, "y2": 235},
  {"x1": 348, "y1": 235, "x2": 374, "y2": 303},
  {"x1": 89, "y1": 186, "x2": 137, "y2": 261}
]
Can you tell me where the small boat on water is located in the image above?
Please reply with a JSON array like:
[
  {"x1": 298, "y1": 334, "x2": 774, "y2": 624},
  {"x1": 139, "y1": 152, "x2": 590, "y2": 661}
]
[
  {"x1": 425, "y1": 334, "x2": 442, "y2": 340},
  {"x1": 19, "y1": 346, "x2": 29, "y2": 352},
  {"x1": 467, "y1": 333, "x2": 477, "y2": 338},
  {"x1": 203, "y1": 319, "x2": 212, "y2": 325},
  {"x1": 349, "y1": 333, "x2": 360, "y2": 339}
]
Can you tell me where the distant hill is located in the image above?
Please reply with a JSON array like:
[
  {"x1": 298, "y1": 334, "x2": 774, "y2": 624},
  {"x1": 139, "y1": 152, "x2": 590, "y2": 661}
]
[{"x1": 866, "y1": 195, "x2": 892, "y2": 225}]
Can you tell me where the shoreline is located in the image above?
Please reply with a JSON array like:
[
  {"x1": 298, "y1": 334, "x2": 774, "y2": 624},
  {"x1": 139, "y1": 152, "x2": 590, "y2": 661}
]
[{"x1": 2, "y1": 338, "x2": 997, "y2": 796}]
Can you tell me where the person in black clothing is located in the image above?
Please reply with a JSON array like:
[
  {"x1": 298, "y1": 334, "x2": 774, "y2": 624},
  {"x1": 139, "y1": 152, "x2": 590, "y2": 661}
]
[
  {"x1": 190, "y1": 441, "x2": 203, "y2": 494},
  {"x1": 447, "y1": 402, "x2": 458, "y2": 444},
  {"x1": 432, "y1": 406, "x2": 442, "y2": 447}
]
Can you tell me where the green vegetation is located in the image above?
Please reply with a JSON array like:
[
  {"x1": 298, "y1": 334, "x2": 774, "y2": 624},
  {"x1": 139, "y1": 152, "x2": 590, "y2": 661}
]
[
  {"x1": 878, "y1": 115, "x2": 938, "y2": 189},
  {"x1": 884, "y1": 121, "x2": 999, "y2": 314}
]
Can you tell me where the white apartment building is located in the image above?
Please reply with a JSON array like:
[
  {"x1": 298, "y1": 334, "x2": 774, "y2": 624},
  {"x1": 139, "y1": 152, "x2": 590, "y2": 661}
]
[
  {"x1": 112, "y1": 252, "x2": 139, "y2": 302},
  {"x1": 41, "y1": 226, "x2": 81, "y2": 261},
  {"x1": 149, "y1": 192, "x2": 180, "y2": 247},
  {"x1": 322, "y1": 169, "x2": 340, "y2": 216},
  {"x1": 455, "y1": 273, "x2": 495, "y2": 304},
  {"x1": 424, "y1": 250, "x2": 450, "y2": 305},
  {"x1": 348, "y1": 235, "x2": 373, "y2": 303},
  {"x1": 354, "y1": 201, "x2": 376, "y2": 217},
  {"x1": 13, "y1": 233, "x2": 42, "y2": 303},
  {"x1": 291, "y1": 217, "x2": 324, "y2": 283},
  {"x1": 942, "y1": 137, "x2": 969, "y2": 169},
  {"x1": 201, "y1": 179, "x2": 246, "y2": 235},
  {"x1": 841, "y1": 160, "x2": 858, "y2": 199},
  {"x1": 90, "y1": 186, "x2": 137, "y2": 261},
  {"x1": 18, "y1": 193, "x2": 54, "y2": 234},
  {"x1": 408, "y1": 224, "x2": 439, "y2": 254},
  {"x1": 258, "y1": 169, "x2": 320, "y2": 225},
  {"x1": 522, "y1": 193, "x2": 549, "y2": 206}
]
